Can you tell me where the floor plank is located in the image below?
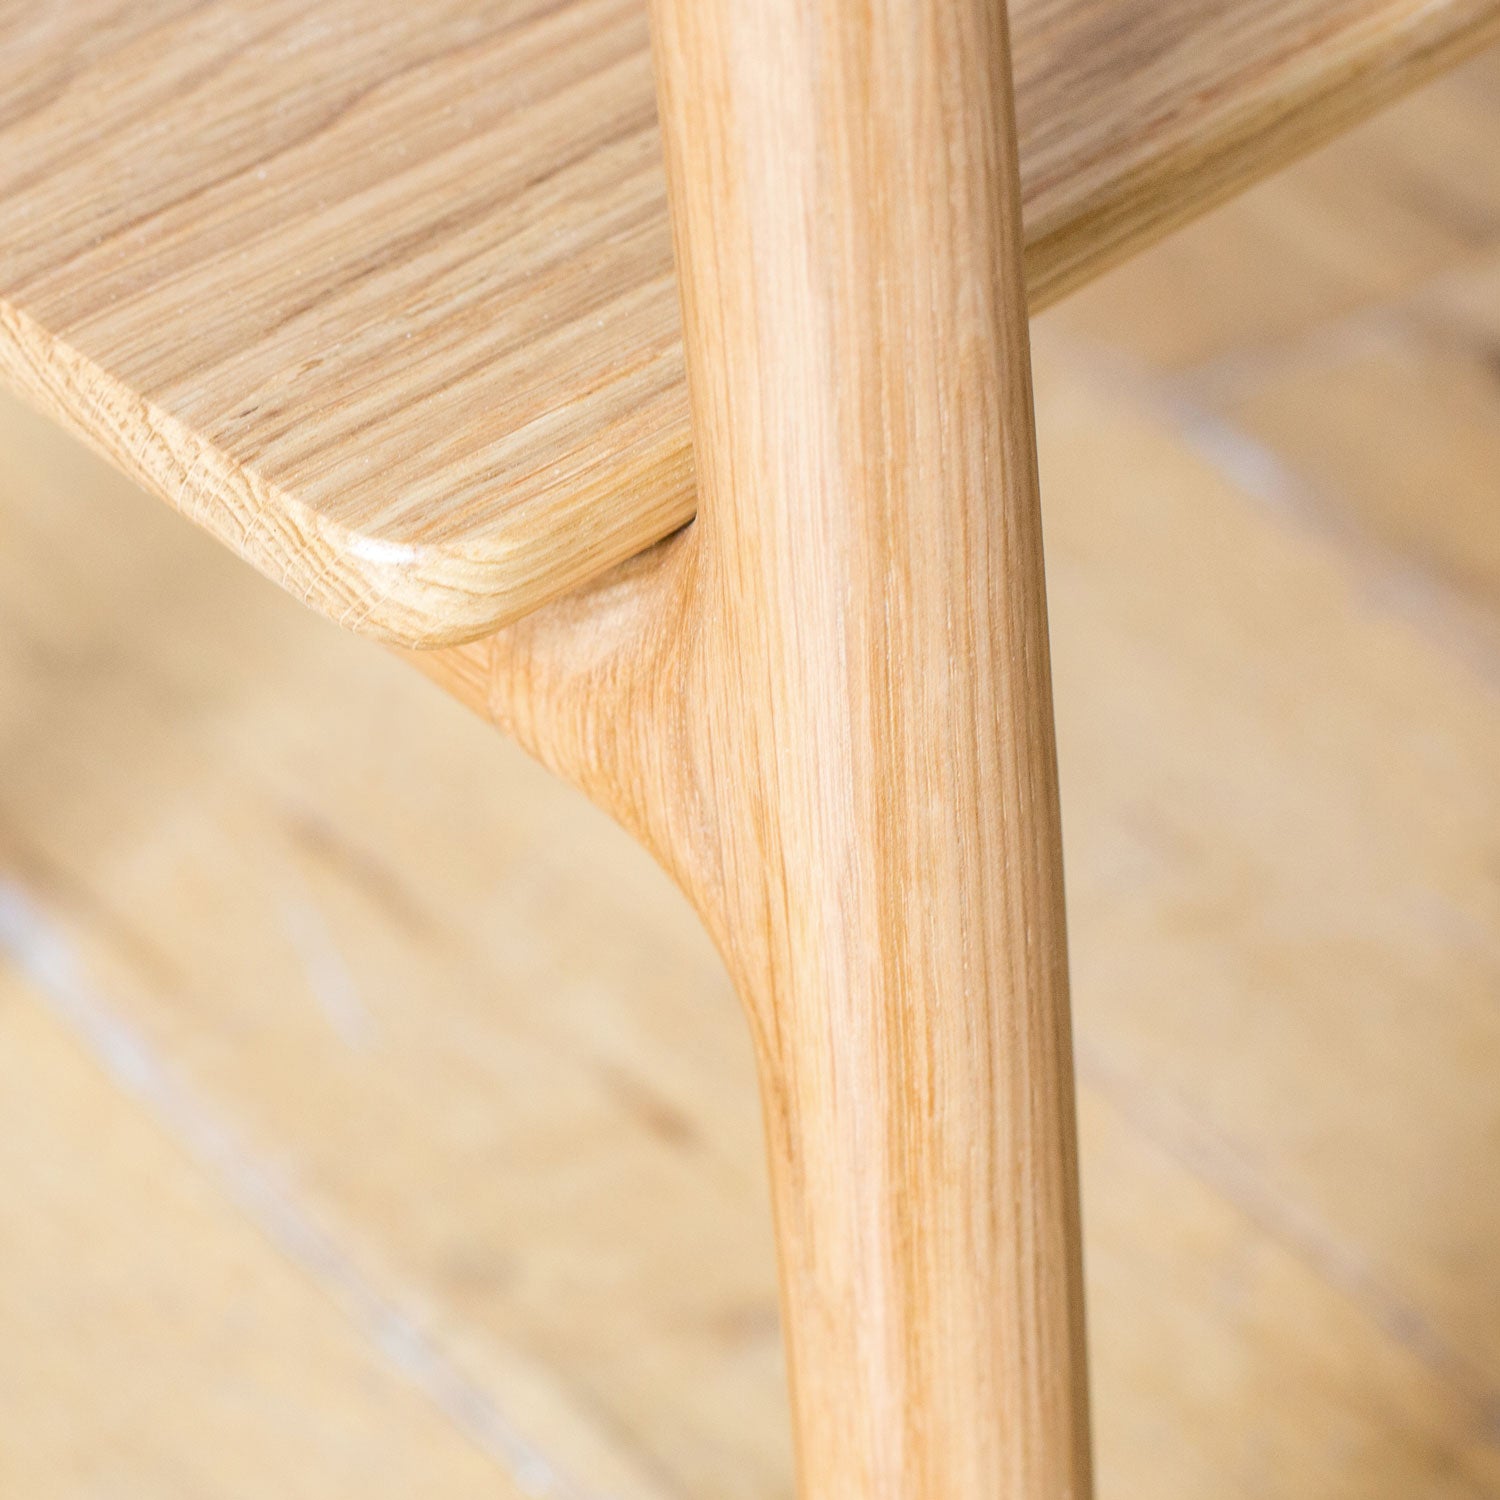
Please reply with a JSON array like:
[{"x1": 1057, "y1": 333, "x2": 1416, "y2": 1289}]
[
  {"x1": 1033, "y1": 346, "x2": 1500, "y2": 1487},
  {"x1": 0, "y1": 966, "x2": 548, "y2": 1500}
]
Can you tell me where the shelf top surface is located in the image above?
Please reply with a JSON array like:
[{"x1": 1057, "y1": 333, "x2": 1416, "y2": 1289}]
[{"x1": 2, "y1": 0, "x2": 1496, "y2": 645}]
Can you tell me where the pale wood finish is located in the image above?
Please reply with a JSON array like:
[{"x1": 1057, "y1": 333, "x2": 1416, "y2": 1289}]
[
  {"x1": 33, "y1": 0, "x2": 1101, "y2": 1489},
  {"x1": 431, "y1": 0, "x2": 1096, "y2": 1488},
  {"x1": 5, "y1": 55, "x2": 1500, "y2": 1484},
  {"x1": 649, "y1": 0, "x2": 1089, "y2": 1491},
  {"x1": 0, "y1": 972, "x2": 533, "y2": 1500},
  {"x1": 1045, "y1": 45, "x2": 1500, "y2": 368},
  {"x1": 4, "y1": 10, "x2": 1499, "y2": 1500},
  {"x1": 1, "y1": 0, "x2": 1495, "y2": 646},
  {"x1": 419, "y1": 0, "x2": 1097, "y2": 1482}
]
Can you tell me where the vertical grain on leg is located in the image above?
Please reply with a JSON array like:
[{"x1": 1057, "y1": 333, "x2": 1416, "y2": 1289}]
[
  {"x1": 646, "y1": 0, "x2": 1094, "y2": 1495},
  {"x1": 418, "y1": 1, "x2": 1096, "y2": 1489}
]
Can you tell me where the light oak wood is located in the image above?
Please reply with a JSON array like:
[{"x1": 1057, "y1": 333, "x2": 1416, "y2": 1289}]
[
  {"x1": 0, "y1": 972, "x2": 533, "y2": 1500},
  {"x1": 655, "y1": 0, "x2": 1091, "y2": 1490},
  {"x1": 1, "y1": 0, "x2": 1494, "y2": 646},
  {"x1": 3, "y1": 9, "x2": 1498, "y2": 1499},
  {"x1": 6, "y1": 51, "x2": 1500, "y2": 1482},
  {"x1": 397, "y1": 20, "x2": 1500, "y2": 1492},
  {"x1": 426, "y1": 0, "x2": 1095, "y2": 1491},
  {"x1": 1046, "y1": 44, "x2": 1500, "y2": 370}
]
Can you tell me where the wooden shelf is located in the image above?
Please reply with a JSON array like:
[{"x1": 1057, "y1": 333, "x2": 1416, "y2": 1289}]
[{"x1": 2, "y1": 0, "x2": 1496, "y2": 646}]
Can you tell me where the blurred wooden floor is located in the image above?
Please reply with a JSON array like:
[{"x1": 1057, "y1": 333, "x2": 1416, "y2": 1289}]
[{"x1": 2, "y1": 44, "x2": 1499, "y2": 1500}]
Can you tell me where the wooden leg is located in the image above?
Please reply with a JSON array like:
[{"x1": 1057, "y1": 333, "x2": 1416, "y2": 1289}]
[
  {"x1": 644, "y1": 1, "x2": 1094, "y2": 1494},
  {"x1": 744, "y1": 891, "x2": 1091, "y2": 1498},
  {"x1": 419, "y1": 0, "x2": 1094, "y2": 1491}
]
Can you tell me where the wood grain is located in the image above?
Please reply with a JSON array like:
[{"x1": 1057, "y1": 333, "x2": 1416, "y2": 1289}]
[
  {"x1": 1043, "y1": 44, "x2": 1500, "y2": 370},
  {"x1": 4, "y1": 12, "x2": 1498, "y2": 1498},
  {"x1": 1, "y1": 0, "x2": 1494, "y2": 647},
  {"x1": 659, "y1": 0, "x2": 1093, "y2": 1488},
  {"x1": 6, "y1": 53, "x2": 1500, "y2": 1481},
  {"x1": 430, "y1": 0, "x2": 1098, "y2": 1491},
  {"x1": 0, "y1": 971, "x2": 537, "y2": 1500}
]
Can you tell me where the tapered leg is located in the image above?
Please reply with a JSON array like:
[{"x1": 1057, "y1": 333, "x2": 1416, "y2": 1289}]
[
  {"x1": 644, "y1": 1, "x2": 1095, "y2": 1495},
  {"x1": 418, "y1": 1, "x2": 1095, "y2": 1490}
]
